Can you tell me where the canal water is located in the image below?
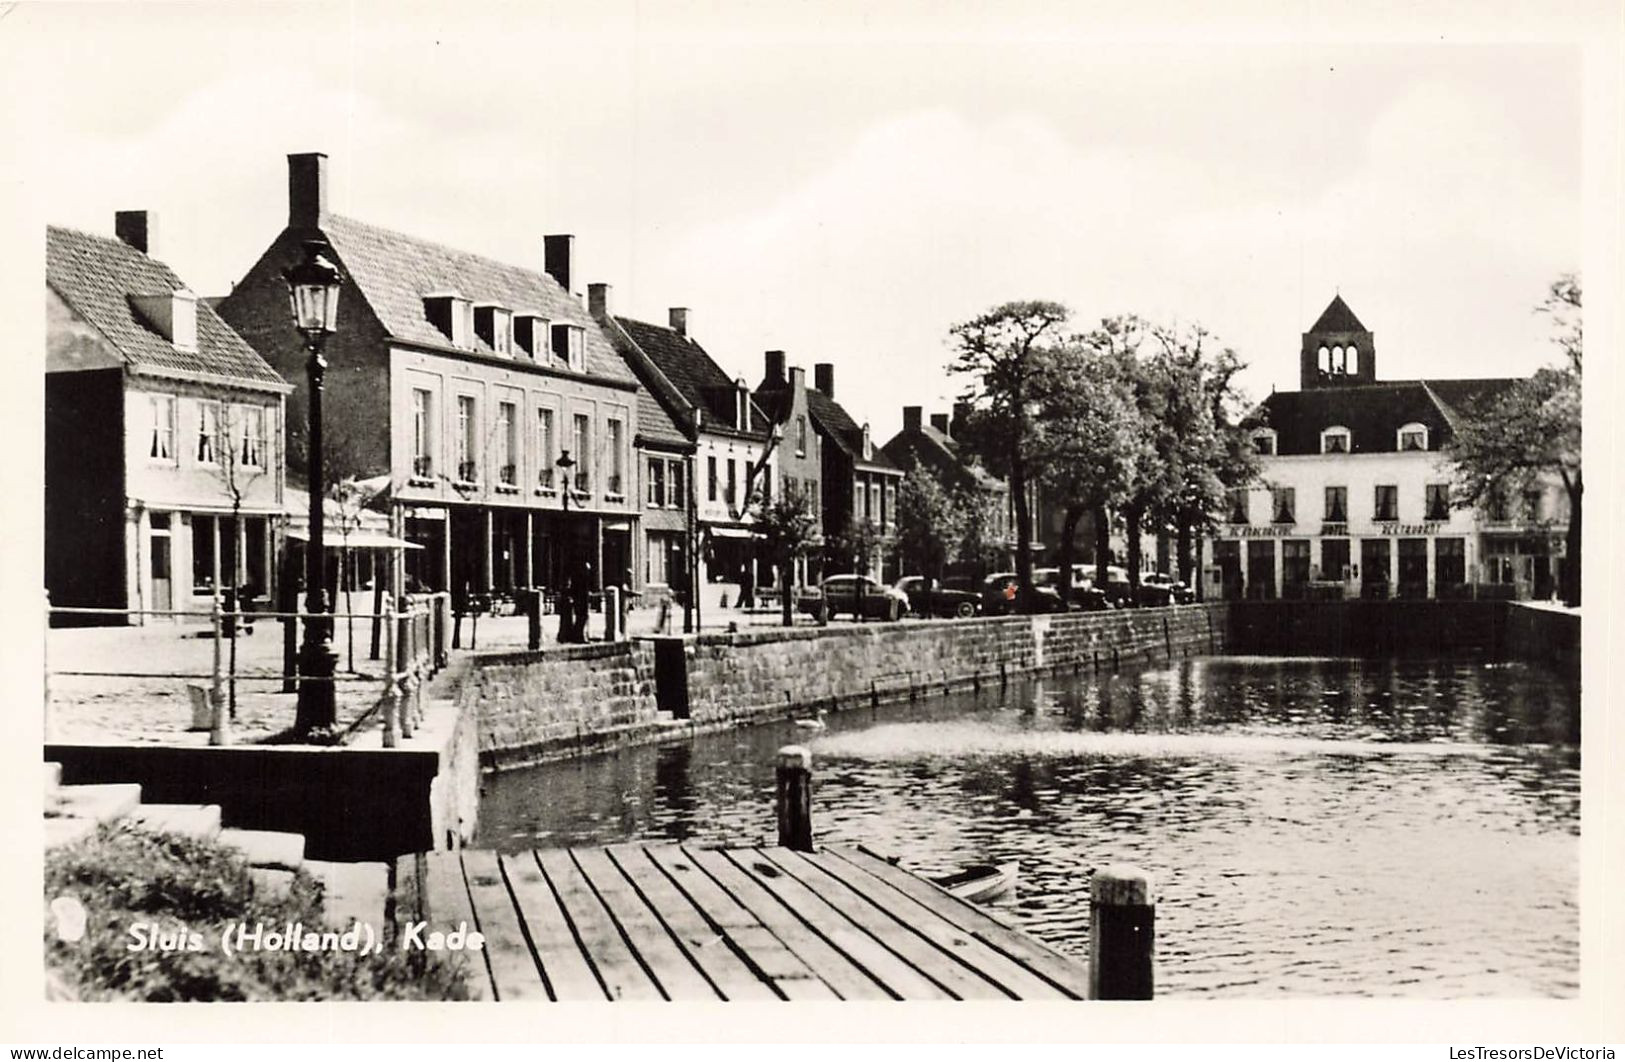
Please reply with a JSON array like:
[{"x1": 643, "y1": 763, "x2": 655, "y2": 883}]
[{"x1": 477, "y1": 655, "x2": 1580, "y2": 998}]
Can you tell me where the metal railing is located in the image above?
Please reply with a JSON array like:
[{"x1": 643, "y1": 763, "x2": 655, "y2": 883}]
[{"x1": 44, "y1": 589, "x2": 451, "y2": 749}]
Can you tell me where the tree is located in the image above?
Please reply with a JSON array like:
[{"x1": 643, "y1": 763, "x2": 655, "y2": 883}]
[
  {"x1": 893, "y1": 466, "x2": 969, "y2": 592},
  {"x1": 831, "y1": 514, "x2": 892, "y2": 580},
  {"x1": 1446, "y1": 275, "x2": 1582, "y2": 605},
  {"x1": 949, "y1": 300, "x2": 1071, "y2": 612},
  {"x1": 208, "y1": 399, "x2": 274, "y2": 720},
  {"x1": 749, "y1": 482, "x2": 821, "y2": 627}
]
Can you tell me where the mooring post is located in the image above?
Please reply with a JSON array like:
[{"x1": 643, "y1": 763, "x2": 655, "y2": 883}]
[
  {"x1": 605, "y1": 585, "x2": 621, "y2": 642},
  {"x1": 381, "y1": 597, "x2": 399, "y2": 748},
  {"x1": 526, "y1": 587, "x2": 542, "y2": 651},
  {"x1": 1089, "y1": 864, "x2": 1156, "y2": 1000},
  {"x1": 209, "y1": 590, "x2": 229, "y2": 747},
  {"x1": 775, "y1": 745, "x2": 814, "y2": 852}
]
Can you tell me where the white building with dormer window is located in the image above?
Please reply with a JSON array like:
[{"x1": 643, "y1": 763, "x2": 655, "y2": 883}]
[{"x1": 1206, "y1": 296, "x2": 1569, "y2": 601}]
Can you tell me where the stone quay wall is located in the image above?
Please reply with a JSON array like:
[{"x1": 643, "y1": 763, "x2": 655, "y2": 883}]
[{"x1": 1504, "y1": 602, "x2": 1581, "y2": 681}]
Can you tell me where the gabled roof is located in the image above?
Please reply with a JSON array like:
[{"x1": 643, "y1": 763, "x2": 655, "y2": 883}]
[
  {"x1": 614, "y1": 316, "x2": 769, "y2": 437},
  {"x1": 881, "y1": 422, "x2": 1002, "y2": 491},
  {"x1": 46, "y1": 225, "x2": 285, "y2": 386},
  {"x1": 1248, "y1": 378, "x2": 1518, "y2": 455},
  {"x1": 1307, "y1": 294, "x2": 1367, "y2": 334},
  {"x1": 634, "y1": 388, "x2": 692, "y2": 451},
  {"x1": 806, "y1": 389, "x2": 900, "y2": 473},
  {"x1": 319, "y1": 215, "x2": 634, "y2": 385}
]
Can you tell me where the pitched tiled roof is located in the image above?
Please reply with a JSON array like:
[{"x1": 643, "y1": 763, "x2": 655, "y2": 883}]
[
  {"x1": 1249, "y1": 378, "x2": 1518, "y2": 455},
  {"x1": 46, "y1": 226, "x2": 285, "y2": 386},
  {"x1": 1307, "y1": 294, "x2": 1367, "y2": 334},
  {"x1": 806, "y1": 389, "x2": 900, "y2": 472},
  {"x1": 635, "y1": 388, "x2": 692, "y2": 451},
  {"x1": 320, "y1": 215, "x2": 634, "y2": 385},
  {"x1": 882, "y1": 424, "x2": 1002, "y2": 490},
  {"x1": 615, "y1": 316, "x2": 769, "y2": 436}
]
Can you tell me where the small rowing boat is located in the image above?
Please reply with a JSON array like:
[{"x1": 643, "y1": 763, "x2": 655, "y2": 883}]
[{"x1": 932, "y1": 861, "x2": 1018, "y2": 905}]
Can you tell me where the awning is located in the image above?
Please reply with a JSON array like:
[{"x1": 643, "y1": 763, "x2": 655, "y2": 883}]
[
  {"x1": 707, "y1": 525, "x2": 758, "y2": 539},
  {"x1": 285, "y1": 528, "x2": 423, "y2": 550}
]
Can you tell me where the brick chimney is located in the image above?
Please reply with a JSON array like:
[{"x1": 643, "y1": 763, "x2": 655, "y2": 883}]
[
  {"x1": 115, "y1": 211, "x2": 154, "y2": 255},
  {"x1": 669, "y1": 307, "x2": 689, "y2": 337},
  {"x1": 764, "y1": 350, "x2": 787, "y2": 385},
  {"x1": 951, "y1": 400, "x2": 973, "y2": 436},
  {"x1": 814, "y1": 362, "x2": 834, "y2": 398},
  {"x1": 903, "y1": 406, "x2": 923, "y2": 432},
  {"x1": 587, "y1": 282, "x2": 610, "y2": 319},
  {"x1": 544, "y1": 234, "x2": 574, "y2": 294},
  {"x1": 930, "y1": 413, "x2": 951, "y2": 436},
  {"x1": 788, "y1": 365, "x2": 805, "y2": 392},
  {"x1": 288, "y1": 152, "x2": 328, "y2": 229}
]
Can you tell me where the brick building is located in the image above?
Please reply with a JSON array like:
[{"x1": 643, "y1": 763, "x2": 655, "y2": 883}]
[
  {"x1": 1210, "y1": 295, "x2": 1566, "y2": 600},
  {"x1": 46, "y1": 214, "x2": 290, "y2": 623},
  {"x1": 749, "y1": 352, "x2": 825, "y2": 589},
  {"x1": 217, "y1": 153, "x2": 641, "y2": 604}
]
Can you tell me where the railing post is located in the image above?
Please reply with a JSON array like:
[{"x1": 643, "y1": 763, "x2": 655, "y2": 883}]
[
  {"x1": 775, "y1": 745, "x2": 814, "y2": 852},
  {"x1": 1089, "y1": 864, "x2": 1156, "y2": 1000},
  {"x1": 381, "y1": 597, "x2": 399, "y2": 748},
  {"x1": 209, "y1": 591, "x2": 230, "y2": 747},
  {"x1": 604, "y1": 585, "x2": 621, "y2": 643},
  {"x1": 527, "y1": 587, "x2": 542, "y2": 651},
  {"x1": 398, "y1": 608, "x2": 416, "y2": 739}
]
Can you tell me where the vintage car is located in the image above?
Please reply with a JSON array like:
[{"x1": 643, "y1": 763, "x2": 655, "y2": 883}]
[{"x1": 895, "y1": 575, "x2": 982, "y2": 618}]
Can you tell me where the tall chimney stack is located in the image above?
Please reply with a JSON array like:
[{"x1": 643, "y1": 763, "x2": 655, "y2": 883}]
[
  {"x1": 930, "y1": 413, "x2": 951, "y2": 436},
  {"x1": 814, "y1": 363, "x2": 834, "y2": 398},
  {"x1": 669, "y1": 307, "x2": 689, "y2": 337},
  {"x1": 287, "y1": 152, "x2": 328, "y2": 229},
  {"x1": 951, "y1": 400, "x2": 973, "y2": 437},
  {"x1": 764, "y1": 350, "x2": 787, "y2": 384},
  {"x1": 587, "y1": 282, "x2": 610, "y2": 319},
  {"x1": 544, "y1": 234, "x2": 574, "y2": 294},
  {"x1": 903, "y1": 406, "x2": 923, "y2": 432},
  {"x1": 115, "y1": 211, "x2": 154, "y2": 255}
]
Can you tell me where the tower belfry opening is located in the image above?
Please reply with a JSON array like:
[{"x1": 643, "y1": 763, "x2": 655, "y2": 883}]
[{"x1": 1300, "y1": 294, "x2": 1376, "y2": 389}]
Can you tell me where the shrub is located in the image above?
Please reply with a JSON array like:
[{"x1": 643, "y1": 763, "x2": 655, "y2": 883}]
[{"x1": 44, "y1": 822, "x2": 469, "y2": 1001}]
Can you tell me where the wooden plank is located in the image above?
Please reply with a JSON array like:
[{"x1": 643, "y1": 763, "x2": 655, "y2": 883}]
[
  {"x1": 684, "y1": 846, "x2": 892, "y2": 1001},
  {"x1": 757, "y1": 847, "x2": 1008, "y2": 1000},
  {"x1": 606, "y1": 847, "x2": 778, "y2": 1002},
  {"x1": 420, "y1": 850, "x2": 492, "y2": 1000},
  {"x1": 831, "y1": 846, "x2": 1093, "y2": 999},
  {"x1": 721, "y1": 849, "x2": 952, "y2": 1000},
  {"x1": 644, "y1": 844, "x2": 836, "y2": 1000},
  {"x1": 497, "y1": 852, "x2": 605, "y2": 1002},
  {"x1": 807, "y1": 849, "x2": 1067, "y2": 1000},
  {"x1": 570, "y1": 847, "x2": 720, "y2": 1001},
  {"x1": 534, "y1": 848, "x2": 665, "y2": 1001},
  {"x1": 461, "y1": 849, "x2": 549, "y2": 1001}
]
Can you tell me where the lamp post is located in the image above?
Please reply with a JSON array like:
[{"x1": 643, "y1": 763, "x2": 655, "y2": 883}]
[
  {"x1": 284, "y1": 240, "x2": 344, "y2": 734},
  {"x1": 554, "y1": 448, "x2": 576, "y2": 642}
]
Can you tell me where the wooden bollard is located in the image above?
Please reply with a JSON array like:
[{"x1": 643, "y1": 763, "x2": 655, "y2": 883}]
[
  {"x1": 775, "y1": 745, "x2": 813, "y2": 852},
  {"x1": 1089, "y1": 864, "x2": 1155, "y2": 1000}
]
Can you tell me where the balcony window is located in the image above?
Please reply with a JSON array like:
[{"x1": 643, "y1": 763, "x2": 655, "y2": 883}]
[
  {"x1": 1425, "y1": 483, "x2": 1450, "y2": 521},
  {"x1": 456, "y1": 395, "x2": 477, "y2": 483},
  {"x1": 411, "y1": 388, "x2": 433, "y2": 480},
  {"x1": 572, "y1": 413, "x2": 591, "y2": 494},
  {"x1": 1324, "y1": 485, "x2": 1347, "y2": 523},
  {"x1": 536, "y1": 408, "x2": 555, "y2": 491},
  {"x1": 606, "y1": 418, "x2": 625, "y2": 497},
  {"x1": 1271, "y1": 487, "x2": 1296, "y2": 525},
  {"x1": 496, "y1": 402, "x2": 518, "y2": 488},
  {"x1": 1374, "y1": 484, "x2": 1398, "y2": 522}
]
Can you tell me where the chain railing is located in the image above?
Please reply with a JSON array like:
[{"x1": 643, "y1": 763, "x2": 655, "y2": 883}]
[{"x1": 45, "y1": 590, "x2": 450, "y2": 748}]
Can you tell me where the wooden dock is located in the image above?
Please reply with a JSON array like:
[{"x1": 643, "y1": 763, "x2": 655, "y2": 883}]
[{"x1": 392, "y1": 843, "x2": 1095, "y2": 1000}]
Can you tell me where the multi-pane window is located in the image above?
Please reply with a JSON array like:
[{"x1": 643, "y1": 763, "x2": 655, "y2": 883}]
[
  {"x1": 572, "y1": 413, "x2": 591, "y2": 493},
  {"x1": 536, "y1": 408, "x2": 555, "y2": 490},
  {"x1": 149, "y1": 395, "x2": 175, "y2": 461},
  {"x1": 1324, "y1": 486, "x2": 1347, "y2": 523},
  {"x1": 1374, "y1": 484, "x2": 1398, "y2": 521},
  {"x1": 647, "y1": 458, "x2": 667, "y2": 507},
  {"x1": 1486, "y1": 489, "x2": 1509, "y2": 522},
  {"x1": 411, "y1": 389, "x2": 433, "y2": 478},
  {"x1": 670, "y1": 460, "x2": 686, "y2": 509},
  {"x1": 1522, "y1": 488, "x2": 1543, "y2": 522},
  {"x1": 238, "y1": 405, "x2": 265, "y2": 468},
  {"x1": 606, "y1": 418, "x2": 625, "y2": 496},
  {"x1": 1271, "y1": 487, "x2": 1295, "y2": 524},
  {"x1": 708, "y1": 456, "x2": 718, "y2": 502},
  {"x1": 456, "y1": 395, "x2": 477, "y2": 482},
  {"x1": 1399, "y1": 425, "x2": 1428, "y2": 451},
  {"x1": 1425, "y1": 483, "x2": 1450, "y2": 521},
  {"x1": 196, "y1": 401, "x2": 219, "y2": 464},
  {"x1": 726, "y1": 459, "x2": 737, "y2": 506},
  {"x1": 1226, "y1": 487, "x2": 1249, "y2": 524},
  {"x1": 1252, "y1": 432, "x2": 1275, "y2": 456},
  {"x1": 1321, "y1": 429, "x2": 1349, "y2": 454},
  {"x1": 497, "y1": 402, "x2": 518, "y2": 486}
]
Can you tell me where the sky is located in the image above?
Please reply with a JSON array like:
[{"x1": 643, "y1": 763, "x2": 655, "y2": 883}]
[{"x1": 1, "y1": 1, "x2": 1596, "y2": 441}]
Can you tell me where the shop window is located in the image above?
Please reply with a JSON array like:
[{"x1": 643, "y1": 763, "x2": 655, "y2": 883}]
[
  {"x1": 1282, "y1": 539, "x2": 1311, "y2": 590},
  {"x1": 1360, "y1": 539, "x2": 1391, "y2": 592},
  {"x1": 1435, "y1": 537, "x2": 1466, "y2": 588},
  {"x1": 1425, "y1": 483, "x2": 1450, "y2": 521},
  {"x1": 1324, "y1": 486, "x2": 1347, "y2": 523},
  {"x1": 1374, "y1": 484, "x2": 1398, "y2": 521},
  {"x1": 1321, "y1": 538, "x2": 1350, "y2": 581}
]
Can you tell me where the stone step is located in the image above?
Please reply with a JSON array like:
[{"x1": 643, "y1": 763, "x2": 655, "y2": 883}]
[
  {"x1": 124, "y1": 804, "x2": 223, "y2": 841},
  {"x1": 303, "y1": 859, "x2": 390, "y2": 930},
  {"x1": 218, "y1": 828, "x2": 305, "y2": 871},
  {"x1": 47, "y1": 783, "x2": 142, "y2": 825},
  {"x1": 44, "y1": 816, "x2": 98, "y2": 850}
]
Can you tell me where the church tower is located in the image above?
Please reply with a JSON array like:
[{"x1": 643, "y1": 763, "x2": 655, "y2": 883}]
[{"x1": 1300, "y1": 294, "x2": 1376, "y2": 389}]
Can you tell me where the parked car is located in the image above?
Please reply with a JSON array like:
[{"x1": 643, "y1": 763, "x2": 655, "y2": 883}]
[
  {"x1": 895, "y1": 576, "x2": 981, "y2": 619},
  {"x1": 980, "y1": 572, "x2": 1066, "y2": 615},
  {"x1": 1142, "y1": 572, "x2": 1195, "y2": 604},
  {"x1": 1032, "y1": 567, "x2": 1110, "y2": 611},
  {"x1": 804, "y1": 574, "x2": 910, "y2": 621}
]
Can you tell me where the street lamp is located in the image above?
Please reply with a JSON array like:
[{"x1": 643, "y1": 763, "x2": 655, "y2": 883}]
[
  {"x1": 554, "y1": 448, "x2": 577, "y2": 642},
  {"x1": 284, "y1": 239, "x2": 343, "y2": 734}
]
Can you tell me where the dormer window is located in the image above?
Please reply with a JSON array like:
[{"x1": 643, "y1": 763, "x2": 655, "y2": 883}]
[
  {"x1": 130, "y1": 290, "x2": 198, "y2": 354},
  {"x1": 1251, "y1": 429, "x2": 1277, "y2": 456},
  {"x1": 551, "y1": 323, "x2": 585, "y2": 372},
  {"x1": 1320, "y1": 427, "x2": 1351, "y2": 454},
  {"x1": 473, "y1": 304, "x2": 513, "y2": 356},
  {"x1": 424, "y1": 293, "x2": 473, "y2": 349},
  {"x1": 514, "y1": 314, "x2": 549, "y2": 359},
  {"x1": 1398, "y1": 423, "x2": 1429, "y2": 452}
]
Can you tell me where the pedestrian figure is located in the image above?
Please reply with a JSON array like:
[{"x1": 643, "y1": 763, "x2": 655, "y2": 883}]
[
  {"x1": 571, "y1": 561, "x2": 594, "y2": 642},
  {"x1": 740, "y1": 565, "x2": 756, "y2": 611}
]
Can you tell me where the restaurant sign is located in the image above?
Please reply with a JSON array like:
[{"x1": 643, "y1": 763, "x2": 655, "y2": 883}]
[{"x1": 1376, "y1": 522, "x2": 1444, "y2": 536}]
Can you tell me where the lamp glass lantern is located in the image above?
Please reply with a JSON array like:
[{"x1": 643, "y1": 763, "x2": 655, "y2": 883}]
[{"x1": 283, "y1": 240, "x2": 343, "y2": 343}]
